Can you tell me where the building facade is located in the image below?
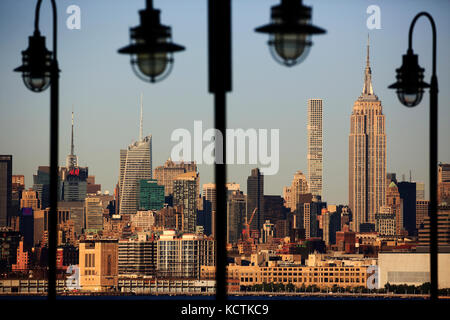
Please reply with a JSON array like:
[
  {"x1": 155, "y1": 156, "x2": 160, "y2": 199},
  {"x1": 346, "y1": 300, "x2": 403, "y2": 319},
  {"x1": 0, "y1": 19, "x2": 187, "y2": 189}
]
[
  {"x1": 139, "y1": 179, "x2": 164, "y2": 211},
  {"x1": 173, "y1": 172, "x2": 199, "y2": 233},
  {"x1": 0, "y1": 155, "x2": 12, "y2": 227},
  {"x1": 307, "y1": 99, "x2": 323, "y2": 197},
  {"x1": 119, "y1": 136, "x2": 152, "y2": 215},
  {"x1": 154, "y1": 158, "x2": 197, "y2": 196},
  {"x1": 79, "y1": 239, "x2": 118, "y2": 291},
  {"x1": 349, "y1": 38, "x2": 386, "y2": 232}
]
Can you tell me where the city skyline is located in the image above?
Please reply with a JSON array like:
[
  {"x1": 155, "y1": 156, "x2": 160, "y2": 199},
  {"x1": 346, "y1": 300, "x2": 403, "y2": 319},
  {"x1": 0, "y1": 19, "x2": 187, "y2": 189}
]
[{"x1": 1, "y1": 0, "x2": 450, "y2": 205}]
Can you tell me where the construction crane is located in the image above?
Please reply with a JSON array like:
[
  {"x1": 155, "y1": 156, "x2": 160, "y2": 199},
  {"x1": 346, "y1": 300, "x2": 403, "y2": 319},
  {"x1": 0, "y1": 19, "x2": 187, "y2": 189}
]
[{"x1": 241, "y1": 207, "x2": 257, "y2": 241}]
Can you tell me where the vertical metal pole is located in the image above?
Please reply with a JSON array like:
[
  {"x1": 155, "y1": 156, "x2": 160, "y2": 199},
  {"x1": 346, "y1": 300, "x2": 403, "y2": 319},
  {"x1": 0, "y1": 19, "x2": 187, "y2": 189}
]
[
  {"x1": 208, "y1": 0, "x2": 231, "y2": 303},
  {"x1": 429, "y1": 74, "x2": 438, "y2": 301},
  {"x1": 48, "y1": 0, "x2": 58, "y2": 301}
]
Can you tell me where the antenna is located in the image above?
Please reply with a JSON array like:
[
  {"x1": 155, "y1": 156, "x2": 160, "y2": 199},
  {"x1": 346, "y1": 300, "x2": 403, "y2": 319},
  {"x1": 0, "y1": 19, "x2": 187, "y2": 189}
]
[
  {"x1": 139, "y1": 93, "x2": 143, "y2": 141},
  {"x1": 71, "y1": 107, "x2": 74, "y2": 156}
]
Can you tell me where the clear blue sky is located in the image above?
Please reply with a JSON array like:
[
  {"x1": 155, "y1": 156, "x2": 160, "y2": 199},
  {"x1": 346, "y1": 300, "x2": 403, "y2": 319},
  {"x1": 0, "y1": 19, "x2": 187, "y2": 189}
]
[{"x1": 1, "y1": 0, "x2": 449, "y2": 205}]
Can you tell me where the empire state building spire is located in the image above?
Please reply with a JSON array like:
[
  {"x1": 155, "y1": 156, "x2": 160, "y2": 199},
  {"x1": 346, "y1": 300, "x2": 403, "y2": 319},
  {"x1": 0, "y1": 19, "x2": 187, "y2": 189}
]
[{"x1": 362, "y1": 34, "x2": 374, "y2": 96}]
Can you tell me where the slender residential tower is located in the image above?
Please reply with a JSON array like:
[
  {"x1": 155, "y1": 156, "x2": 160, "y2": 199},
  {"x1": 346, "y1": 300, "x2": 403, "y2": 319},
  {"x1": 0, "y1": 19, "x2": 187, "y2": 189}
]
[
  {"x1": 349, "y1": 36, "x2": 386, "y2": 232},
  {"x1": 307, "y1": 99, "x2": 323, "y2": 197},
  {"x1": 119, "y1": 95, "x2": 152, "y2": 215}
]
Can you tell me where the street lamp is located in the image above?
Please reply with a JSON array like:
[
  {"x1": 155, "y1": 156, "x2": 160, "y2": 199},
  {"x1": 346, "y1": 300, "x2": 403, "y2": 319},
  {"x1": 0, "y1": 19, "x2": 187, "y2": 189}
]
[
  {"x1": 118, "y1": 0, "x2": 185, "y2": 83},
  {"x1": 255, "y1": 0, "x2": 326, "y2": 67},
  {"x1": 14, "y1": 0, "x2": 59, "y2": 300},
  {"x1": 388, "y1": 11, "x2": 438, "y2": 301}
]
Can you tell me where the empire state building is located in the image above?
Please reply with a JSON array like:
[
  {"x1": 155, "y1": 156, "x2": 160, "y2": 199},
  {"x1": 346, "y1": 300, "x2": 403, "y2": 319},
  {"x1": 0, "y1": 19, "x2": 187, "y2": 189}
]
[{"x1": 349, "y1": 37, "x2": 386, "y2": 232}]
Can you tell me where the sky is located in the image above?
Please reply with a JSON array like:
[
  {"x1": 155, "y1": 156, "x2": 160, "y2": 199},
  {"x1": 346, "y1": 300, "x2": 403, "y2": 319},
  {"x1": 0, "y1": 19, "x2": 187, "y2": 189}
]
[{"x1": 0, "y1": 0, "x2": 449, "y2": 205}]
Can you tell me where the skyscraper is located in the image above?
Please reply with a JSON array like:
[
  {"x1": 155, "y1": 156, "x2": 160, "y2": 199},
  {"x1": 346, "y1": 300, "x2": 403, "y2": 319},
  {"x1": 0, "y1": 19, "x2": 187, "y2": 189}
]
[
  {"x1": 154, "y1": 158, "x2": 197, "y2": 196},
  {"x1": 173, "y1": 171, "x2": 199, "y2": 233},
  {"x1": 0, "y1": 155, "x2": 12, "y2": 227},
  {"x1": 119, "y1": 96, "x2": 152, "y2": 215},
  {"x1": 283, "y1": 170, "x2": 309, "y2": 212},
  {"x1": 61, "y1": 112, "x2": 88, "y2": 202},
  {"x1": 349, "y1": 36, "x2": 386, "y2": 232},
  {"x1": 307, "y1": 99, "x2": 323, "y2": 197},
  {"x1": 247, "y1": 168, "x2": 264, "y2": 234},
  {"x1": 227, "y1": 190, "x2": 246, "y2": 244}
]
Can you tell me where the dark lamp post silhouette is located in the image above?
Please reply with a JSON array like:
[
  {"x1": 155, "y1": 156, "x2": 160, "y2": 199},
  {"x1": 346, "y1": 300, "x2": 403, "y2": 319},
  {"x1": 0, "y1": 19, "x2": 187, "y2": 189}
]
[
  {"x1": 14, "y1": 0, "x2": 59, "y2": 300},
  {"x1": 388, "y1": 11, "x2": 439, "y2": 301}
]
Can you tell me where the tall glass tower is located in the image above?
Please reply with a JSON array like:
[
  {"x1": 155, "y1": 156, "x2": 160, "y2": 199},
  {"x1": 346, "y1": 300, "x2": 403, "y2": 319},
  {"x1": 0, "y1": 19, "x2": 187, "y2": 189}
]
[
  {"x1": 349, "y1": 36, "x2": 386, "y2": 232},
  {"x1": 119, "y1": 95, "x2": 152, "y2": 215}
]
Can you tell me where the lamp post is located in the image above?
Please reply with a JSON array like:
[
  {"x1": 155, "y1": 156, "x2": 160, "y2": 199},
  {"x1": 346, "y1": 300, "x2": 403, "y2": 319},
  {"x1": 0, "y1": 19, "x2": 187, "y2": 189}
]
[
  {"x1": 255, "y1": 0, "x2": 326, "y2": 67},
  {"x1": 388, "y1": 11, "x2": 438, "y2": 301},
  {"x1": 118, "y1": 0, "x2": 185, "y2": 83},
  {"x1": 14, "y1": 0, "x2": 59, "y2": 300}
]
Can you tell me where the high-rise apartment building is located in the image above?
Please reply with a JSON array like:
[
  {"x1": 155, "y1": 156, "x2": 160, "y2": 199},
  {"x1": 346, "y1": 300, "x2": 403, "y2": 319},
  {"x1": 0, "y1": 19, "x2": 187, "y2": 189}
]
[
  {"x1": 157, "y1": 230, "x2": 215, "y2": 278},
  {"x1": 349, "y1": 37, "x2": 386, "y2": 232},
  {"x1": 416, "y1": 200, "x2": 430, "y2": 229},
  {"x1": 154, "y1": 158, "x2": 197, "y2": 196},
  {"x1": 173, "y1": 172, "x2": 199, "y2": 233},
  {"x1": 307, "y1": 99, "x2": 323, "y2": 197},
  {"x1": 247, "y1": 168, "x2": 264, "y2": 234},
  {"x1": 0, "y1": 155, "x2": 12, "y2": 227}
]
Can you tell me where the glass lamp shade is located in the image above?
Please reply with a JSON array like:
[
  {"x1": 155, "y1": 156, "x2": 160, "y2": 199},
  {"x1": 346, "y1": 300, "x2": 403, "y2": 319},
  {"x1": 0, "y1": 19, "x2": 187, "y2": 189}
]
[
  {"x1": 255, "y1": 0, "x2": 325, "y2": 67},
  {"x1": 388, "y1": 50, "x2": 430, "y2": 107},
  {"x1": 14, "y1": 32, "x2": 53, "y2": 92},
  {"x1": 118, "y1": 4, "x2": 184, "y2": 83},
  {"x1": 269, "y1": 32, "x2": 312, "y2": 66}
]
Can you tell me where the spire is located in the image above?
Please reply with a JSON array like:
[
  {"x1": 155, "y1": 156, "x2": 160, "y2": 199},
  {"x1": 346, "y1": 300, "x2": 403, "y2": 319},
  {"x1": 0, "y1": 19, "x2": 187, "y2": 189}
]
[
  {"x1": 362, "y1": 34, "x2": 374, "y2": 96},
  {"x1": 139, "y1": 93, "x2": 143, "y2": 141},
  {"x1": 71, "y1": 109, "x2": 75, "y2": 156}
]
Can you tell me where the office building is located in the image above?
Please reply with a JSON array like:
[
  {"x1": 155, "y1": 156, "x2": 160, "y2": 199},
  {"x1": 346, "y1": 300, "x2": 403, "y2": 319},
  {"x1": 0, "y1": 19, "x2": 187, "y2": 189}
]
[
  {"x1": 416, "y1": 182, "x2": 425, "y2": 200},
  {"x1": 0, "y1": 228, "x2": 21, "y2": 271},
  {"x1": 11, "y1": 175, "x2": 25, "y2": 220},
  {"x1": 418, "y1": 208, "x2": 450, "y2": 247},
  {"x1": 0, "y1": 155, "x2": 12, "y2": 227},
  {"x1": 79, "y1": 239, "x2": 118, "y2": 291},
  {"x1": 85, "y1": 197, "x2": 104, "y2": 233},
  {"x1": 154, "y1": 158, "x2": 197, "y2": 196},
  {"x1": 307, "y1": 99, "x2": 323, "y2": 197},
  {"x1": 61, "y1": 113, "x2": 88, "y2": 202},
  {"x1": 119, "y1": 135, "x2": 152, "y2": 215},
  {"x1": 173, "y1": 171, "x2": 199, "y2": 233},
  {"x1": 32, "y1": 166, "x2": 51, "y2": 210},
  {"x1": 385, "y1": 182, "x2": 404, "y2": 236},
  {"x1": 139, "y1": 179, "x2": 164, "y2": 211},
  {"x1": 247, "y1": 168, "x2": 264, "y2": 234},
  {"x1": 375, "y1": 206, "x2": 396, "y2": 236},
  {"x1": 130, "y1": 210, "x2": 155, "y2": 232},
  {"x1": 349, "y1": 38, "x2": 386, "y2": 232},
  {"x1": 397, "y1": 181, "x2": 417, "y2": 235},
  {"x1": 416, "y1": 200, "x2": 430, "y2": 229},
  {"x1": 227, "y1": 190, "x2": 246, "y2": 244}
]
